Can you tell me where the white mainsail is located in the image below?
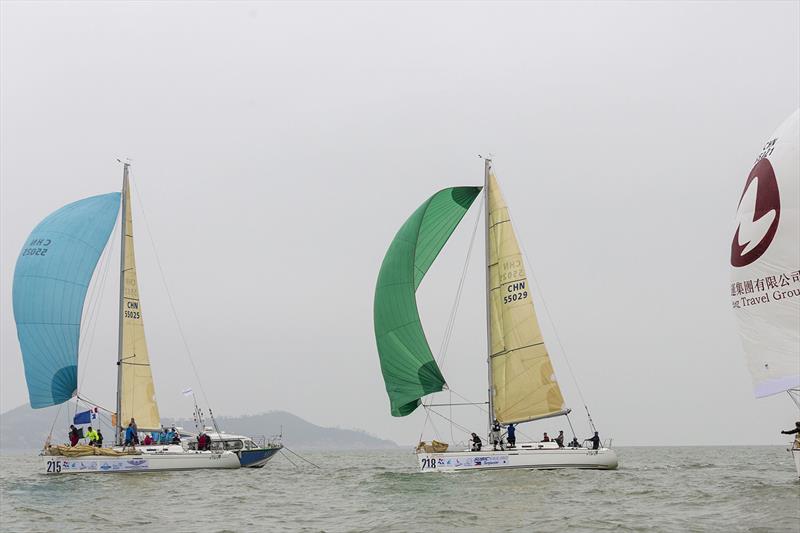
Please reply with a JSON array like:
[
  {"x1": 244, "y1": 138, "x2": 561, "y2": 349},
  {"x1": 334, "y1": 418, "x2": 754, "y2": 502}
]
[
  {"x1": 486, "y1": 165, "x2": 567, "y2": 424},
  {"x1": 730, "y1": 109, "x2": 800, "y2": 398},
  {"x1": 117, "y1": 168, "x2": 161, "y2": 430}
]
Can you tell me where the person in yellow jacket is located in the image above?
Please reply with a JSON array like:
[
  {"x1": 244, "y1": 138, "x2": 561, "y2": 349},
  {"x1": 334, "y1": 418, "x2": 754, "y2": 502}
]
[{"x1": 85, "y1": 426, "x2": 99, "y2": 447}]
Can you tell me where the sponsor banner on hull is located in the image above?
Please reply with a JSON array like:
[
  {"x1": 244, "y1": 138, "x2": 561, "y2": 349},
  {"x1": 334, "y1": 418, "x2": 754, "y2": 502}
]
[
  {"x1": 45, "y1": 457, "x2": 150, "y2": 473},
  {"x1": 439, "y1": 455, "x2": 509, "y2": 469}
]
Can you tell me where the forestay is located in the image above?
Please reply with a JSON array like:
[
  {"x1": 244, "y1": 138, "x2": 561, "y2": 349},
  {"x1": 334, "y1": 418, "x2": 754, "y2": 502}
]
[
  {"x1": 13, "y1": 193, "x2": 120, "y2": 408},
  {"x1": 487, "y1": 170, "x2": 567, "y2": 424},
  {"x1": 374, "y1": 186, "x2": 482, "y2": 417},
  {"x1": 731, "y1": 108, "x2": 800, "y2": 398}
]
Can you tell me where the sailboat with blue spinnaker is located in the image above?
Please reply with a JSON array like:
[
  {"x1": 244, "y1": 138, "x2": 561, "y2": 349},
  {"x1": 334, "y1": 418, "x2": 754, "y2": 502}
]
[{"x1": 13, "y1": 163, "x2": 240, "y2": 473}]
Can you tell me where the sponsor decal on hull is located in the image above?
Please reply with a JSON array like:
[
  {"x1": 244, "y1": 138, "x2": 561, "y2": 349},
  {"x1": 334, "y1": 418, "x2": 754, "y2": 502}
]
[
  {"x1": 420, "y1": 454, "x2": 510, "y2": 470},
  {"x1": 47, "y1": 457, "x2": 150, "y2": 473}
]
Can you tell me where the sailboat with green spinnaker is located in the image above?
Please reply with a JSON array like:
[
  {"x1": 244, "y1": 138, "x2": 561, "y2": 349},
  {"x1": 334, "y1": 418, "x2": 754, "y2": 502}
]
[{"x1": 373, "y1": 158, "x2": 618, "y2": 472}]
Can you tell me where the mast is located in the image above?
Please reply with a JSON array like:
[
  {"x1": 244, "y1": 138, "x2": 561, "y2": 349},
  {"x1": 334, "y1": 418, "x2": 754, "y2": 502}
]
[
  {"x1": 484, "y1": 157, "x2": 494, "y2": 431},
  {"x1": 115, "y1": 162, "x2": 129, "y2": 445}
]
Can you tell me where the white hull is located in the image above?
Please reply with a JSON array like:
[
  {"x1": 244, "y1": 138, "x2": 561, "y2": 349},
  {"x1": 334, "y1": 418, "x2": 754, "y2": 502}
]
[
  {"x1": 417, "y1": 445, "x2": 618, "y2": 472},
  {"x1": 792, "y1": 448, "x2": 800, "y2": 478},
  {"x1": 42, "y1": 449, "x2": 240, "y2": 474}
]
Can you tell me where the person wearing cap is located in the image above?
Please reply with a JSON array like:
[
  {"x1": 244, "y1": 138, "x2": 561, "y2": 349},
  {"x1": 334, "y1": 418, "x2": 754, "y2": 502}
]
[
  {"x1": 491, "y1": 419, "x2": 503, "y2": 451},
  {"x1": 587, "y1": 431, "x2": 601, "y2": 450},
  {"x1": 554, "y1": 430, "x2": 565, "y2": 448}
]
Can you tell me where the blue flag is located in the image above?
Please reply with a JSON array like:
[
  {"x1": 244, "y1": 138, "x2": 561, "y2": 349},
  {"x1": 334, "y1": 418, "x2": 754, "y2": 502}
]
[{"x1": 73, "y1": 410, "x2": 91, "y2": 425}]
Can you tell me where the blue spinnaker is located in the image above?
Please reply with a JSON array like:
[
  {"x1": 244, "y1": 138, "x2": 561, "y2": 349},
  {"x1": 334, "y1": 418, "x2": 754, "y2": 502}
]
[{"x1": 13, "y1": 193, "x2": 120, "y2": 408}]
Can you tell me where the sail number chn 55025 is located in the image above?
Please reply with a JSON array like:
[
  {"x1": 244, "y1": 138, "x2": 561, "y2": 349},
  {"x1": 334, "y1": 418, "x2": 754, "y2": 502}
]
[{"x1": 124, "y1": 301, "x2": 141, "y2": 320}]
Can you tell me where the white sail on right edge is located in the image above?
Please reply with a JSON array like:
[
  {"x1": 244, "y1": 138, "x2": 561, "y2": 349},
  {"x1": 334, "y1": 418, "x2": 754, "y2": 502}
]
[
  {"x1": 119, "y1": 172, "x2": 161, "y2": 430},
  {"x1": 730, "y1": 109, "x2": 800, "y2": 398},
  {"x1": 487, "y1": 167, "x2": 567, "y2": 424}
]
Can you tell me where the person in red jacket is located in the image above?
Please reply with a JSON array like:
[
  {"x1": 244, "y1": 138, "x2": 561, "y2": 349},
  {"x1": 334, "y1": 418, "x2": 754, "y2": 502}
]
[{"x1": 68, "y1": 425, "x2": 80, "y2": 446}]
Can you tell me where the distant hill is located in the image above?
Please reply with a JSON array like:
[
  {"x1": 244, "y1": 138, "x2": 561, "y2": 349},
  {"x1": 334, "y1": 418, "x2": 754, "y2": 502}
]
[
  {"x1": 0, "y1": 403, "x2": 398, "y2": 451},
  {"x1": 162, "y1": 411, "x2": 398, "y2": 450}
]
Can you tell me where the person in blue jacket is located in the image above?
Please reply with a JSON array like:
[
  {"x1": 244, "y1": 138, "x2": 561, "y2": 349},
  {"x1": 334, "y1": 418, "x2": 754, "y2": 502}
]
[
  {"x1": 123, "y1": 423, "x2": 137, "y2": 450},
  {"x1": 506, "y1": 424, "x2": 516, "y2": 448}
]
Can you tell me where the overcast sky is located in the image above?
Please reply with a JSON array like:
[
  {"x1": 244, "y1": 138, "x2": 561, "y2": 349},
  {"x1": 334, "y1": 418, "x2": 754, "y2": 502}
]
[{"x1": 1, "y1": 1, "x2": 798, "y2": 447}]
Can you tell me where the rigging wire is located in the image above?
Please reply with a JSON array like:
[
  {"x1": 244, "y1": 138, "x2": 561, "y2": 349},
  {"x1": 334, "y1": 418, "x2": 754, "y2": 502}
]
[
  {"x1": 565, "y1": 412, "x2": 578, "y2": 442},
  {"x1": 280, "y1": 450, "x2": 299, "y2": 468},
  {"x1": 282, "y1": 446, "x2": 321, "y2": 469},
  {"x1": 128, "y1": 171, "x2": 220, "y2": 434},
  {"x1": 46, "y1": 401, "x2": 66, "y2": 445},
  {"x1": 77, "y1": 214, "x2": 120, "y2": 392},
  {"x1": 425, "y1": 407, "x2": 473, "y2": 436},
  {"x1": 419, "y1": 196, "x2": 484, "y2": 443},
  {"x1": 435, "y1": 194, "x2": 484, "y2": 369},
  {"x1": 507, "y1": 203, "x2": 598, "y2": 433},
  {"x1": 425, "y1": 407, "x2": 444, "y2": 443}
]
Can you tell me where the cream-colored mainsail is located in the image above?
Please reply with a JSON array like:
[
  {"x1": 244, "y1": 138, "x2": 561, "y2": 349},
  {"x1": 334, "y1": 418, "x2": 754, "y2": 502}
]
[
  {"x1": 487, "y1": 169, "x2": 567, "y2": 424},
  {"x1": 118, "y1": 172, "x2": 160, "y2": 431}
]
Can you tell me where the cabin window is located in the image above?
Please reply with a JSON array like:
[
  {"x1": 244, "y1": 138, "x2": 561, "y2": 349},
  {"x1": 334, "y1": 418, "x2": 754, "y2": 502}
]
[{"x1": 224, "y1": 440, "x2": 243, "y2": 450}]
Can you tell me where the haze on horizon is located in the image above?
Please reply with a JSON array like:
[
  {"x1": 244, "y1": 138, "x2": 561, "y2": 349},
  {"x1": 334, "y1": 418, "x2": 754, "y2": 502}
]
[{"x1": 1, "y1": 1, "x2": 798, "y2": 448}]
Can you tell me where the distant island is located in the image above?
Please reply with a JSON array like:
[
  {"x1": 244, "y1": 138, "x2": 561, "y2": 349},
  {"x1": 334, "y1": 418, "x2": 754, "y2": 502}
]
[{"x1": 0, "y1": 403, "x2": 399, "y2": 451}]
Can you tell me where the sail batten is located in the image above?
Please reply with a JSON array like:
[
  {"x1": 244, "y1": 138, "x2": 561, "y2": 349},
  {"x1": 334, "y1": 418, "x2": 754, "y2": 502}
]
[
  {"x1": 486, "y1": 169, "x2": 566, "y2": 424},
  {"x1": 374, "y1": 186, "x2": 482, "y2": 417}
]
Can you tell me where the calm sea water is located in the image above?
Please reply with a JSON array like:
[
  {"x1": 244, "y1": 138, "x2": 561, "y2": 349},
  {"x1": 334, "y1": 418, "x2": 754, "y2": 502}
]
[{"x1": 1, "y1": 446, "x2": 797, "y2": 532}]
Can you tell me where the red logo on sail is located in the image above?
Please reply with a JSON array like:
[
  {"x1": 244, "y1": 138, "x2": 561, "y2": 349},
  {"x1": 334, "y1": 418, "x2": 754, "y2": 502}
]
[{"x1": 731, "y1": 158, "x2": 780, "y2": 267}]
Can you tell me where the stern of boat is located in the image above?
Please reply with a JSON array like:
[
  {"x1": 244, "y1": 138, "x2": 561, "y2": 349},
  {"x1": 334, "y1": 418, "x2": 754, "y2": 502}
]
[{"x1": 238, "y1": 445, "x2": 282, "y2": 468}]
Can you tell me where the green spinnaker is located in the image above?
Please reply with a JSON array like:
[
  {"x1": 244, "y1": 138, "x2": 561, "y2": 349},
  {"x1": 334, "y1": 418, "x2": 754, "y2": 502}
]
[{"x1": 374, "y1": 186, "x2": 482, "y2": 417}]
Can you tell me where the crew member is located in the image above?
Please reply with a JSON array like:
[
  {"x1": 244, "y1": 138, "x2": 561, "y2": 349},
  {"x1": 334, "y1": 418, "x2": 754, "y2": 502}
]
[
  {"x1": 554, "y1": 430, "x2": 565, "y2": 448},
  {"x1": 129, "y1": 418, "x2": 139, "y2": 444},
  {"x1": 470, "y1": 432, "x2": 483, "y2": 451},
  {"x1": 588, "y1": 431, "x2": 601, "y2": 450},
  {"x1": 124, "y1": 423, "x2": 137, "y2": 450},
  {"x1": 781, "y1": 421, "x2": 800, "y2": 447},
  {"x1": 68, "y1": 425, "x2": 80, "y2": 447},
  {"x1": 85, "y1": 426, "x2": 98, "y2": 446},
  {"x1": 506, "y1": 424, "x2": 516, "y2": 449},
  {"x1": 491, "y1": 420, "x2": 503, "y2": 451}
]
